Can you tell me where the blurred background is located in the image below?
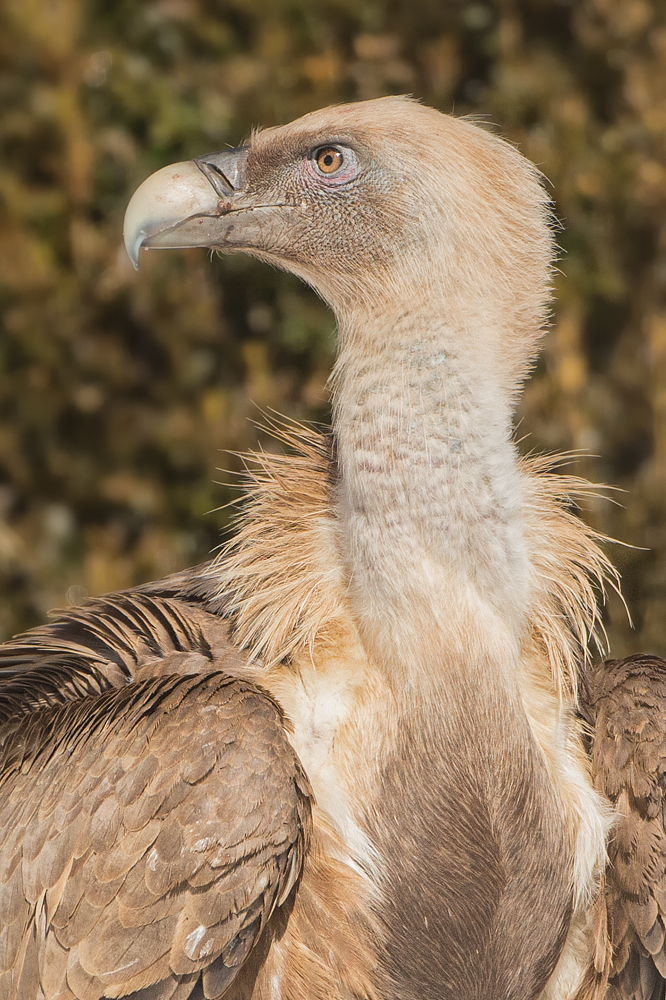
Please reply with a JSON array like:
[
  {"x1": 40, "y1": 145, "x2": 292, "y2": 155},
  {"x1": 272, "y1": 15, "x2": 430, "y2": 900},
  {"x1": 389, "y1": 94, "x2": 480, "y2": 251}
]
[{"x1": 0, "y1": 0, "x2": 664, "y2": 655}]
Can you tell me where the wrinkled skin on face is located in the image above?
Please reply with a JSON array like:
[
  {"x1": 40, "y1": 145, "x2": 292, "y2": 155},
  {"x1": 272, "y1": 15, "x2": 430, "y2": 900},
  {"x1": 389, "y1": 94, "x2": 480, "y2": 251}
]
[{"x1": 240, "y1": 125, "x2": 410, "y2": 276}]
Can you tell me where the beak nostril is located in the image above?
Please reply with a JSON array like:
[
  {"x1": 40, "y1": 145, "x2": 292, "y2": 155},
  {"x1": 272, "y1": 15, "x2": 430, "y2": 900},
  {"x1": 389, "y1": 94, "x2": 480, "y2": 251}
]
[
  {"x1": 210, "y1": 164, "x2": 233, "y2": 184},
  {"x1": 195, "y1": 159, "x2": 235, "y2": 197},
  {"x1": 194, "y1": 146, "x2": 249, "y2": 197}
]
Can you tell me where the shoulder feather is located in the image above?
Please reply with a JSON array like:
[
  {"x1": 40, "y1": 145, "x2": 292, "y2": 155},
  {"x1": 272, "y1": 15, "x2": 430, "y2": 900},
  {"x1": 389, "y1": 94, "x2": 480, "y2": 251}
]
[
  {"x1": 205, "y1": 418, "x2": 347, "y2": 667},
  {"x1": 522, "y1": 455, "x2": 621, "y2": 698}
]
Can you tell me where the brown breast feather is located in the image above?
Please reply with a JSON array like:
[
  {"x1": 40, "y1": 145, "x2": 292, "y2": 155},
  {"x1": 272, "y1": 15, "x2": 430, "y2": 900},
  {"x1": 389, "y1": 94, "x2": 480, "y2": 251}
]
[{"x1": 582, "y1": 654, "x2": 666, "y2": 1000}]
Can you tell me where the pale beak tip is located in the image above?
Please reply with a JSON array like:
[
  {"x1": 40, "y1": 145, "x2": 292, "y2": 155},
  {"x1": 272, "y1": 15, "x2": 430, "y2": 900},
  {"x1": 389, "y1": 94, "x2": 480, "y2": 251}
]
[
  {"x1": 123, "y1": 201, "x2": 148, "y2": 269},
  {"x1": 126, "y1": 234, "x2": 143, "y2": 270}
]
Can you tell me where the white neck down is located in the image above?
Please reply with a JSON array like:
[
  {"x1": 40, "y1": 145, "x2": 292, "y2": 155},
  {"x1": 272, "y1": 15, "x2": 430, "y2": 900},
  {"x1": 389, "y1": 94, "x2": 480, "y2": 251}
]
[{"x1": 333, "y1": 306, "x2": 532, "y2": 683}]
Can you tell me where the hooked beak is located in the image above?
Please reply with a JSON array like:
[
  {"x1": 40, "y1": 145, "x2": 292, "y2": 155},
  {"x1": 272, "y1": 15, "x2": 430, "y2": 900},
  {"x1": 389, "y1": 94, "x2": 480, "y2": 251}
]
[{"x1": 123, "y1": 147, "x2": 256, "y2": 269}]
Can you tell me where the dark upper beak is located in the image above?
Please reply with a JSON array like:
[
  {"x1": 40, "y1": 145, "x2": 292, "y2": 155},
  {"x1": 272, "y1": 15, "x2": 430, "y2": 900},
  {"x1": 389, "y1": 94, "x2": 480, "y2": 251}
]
[{"x1": 123, "y1": 147, "x2": 250, "y2": 269}]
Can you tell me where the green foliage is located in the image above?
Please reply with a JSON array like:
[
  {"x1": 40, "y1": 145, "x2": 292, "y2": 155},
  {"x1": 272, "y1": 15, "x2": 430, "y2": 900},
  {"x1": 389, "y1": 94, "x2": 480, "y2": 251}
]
[{"x1": 0, "y1": 0, "x2": 664, "y2": 654}]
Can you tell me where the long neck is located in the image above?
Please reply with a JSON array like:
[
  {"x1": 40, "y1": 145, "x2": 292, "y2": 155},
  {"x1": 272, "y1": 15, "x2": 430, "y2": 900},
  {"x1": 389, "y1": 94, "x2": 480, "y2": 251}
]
[{"x1": 332, "y1": 301, "x2": 531, "y2": 683}]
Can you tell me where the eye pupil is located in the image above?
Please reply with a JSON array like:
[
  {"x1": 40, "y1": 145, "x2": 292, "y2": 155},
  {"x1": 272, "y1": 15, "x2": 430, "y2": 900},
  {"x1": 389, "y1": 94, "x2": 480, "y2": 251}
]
[{"x1": 315, "y1": 146, "x2": 344, "y2": 174}]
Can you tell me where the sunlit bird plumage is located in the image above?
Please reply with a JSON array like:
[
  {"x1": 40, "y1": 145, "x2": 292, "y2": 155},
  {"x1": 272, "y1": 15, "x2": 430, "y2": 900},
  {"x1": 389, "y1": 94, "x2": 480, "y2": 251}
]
[{"x1": 1, "y1": 97, "x2": 665, "y2": 1000}]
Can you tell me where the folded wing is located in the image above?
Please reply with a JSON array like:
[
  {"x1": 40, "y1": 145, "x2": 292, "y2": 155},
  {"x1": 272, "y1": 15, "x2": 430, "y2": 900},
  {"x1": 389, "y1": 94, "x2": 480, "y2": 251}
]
[
  {"x1": 0, "y1": 573, "x2": 312, "y2": 1000},
  {"x1": 582, "y1": 654, "x2": 666, "y2": 1000}
]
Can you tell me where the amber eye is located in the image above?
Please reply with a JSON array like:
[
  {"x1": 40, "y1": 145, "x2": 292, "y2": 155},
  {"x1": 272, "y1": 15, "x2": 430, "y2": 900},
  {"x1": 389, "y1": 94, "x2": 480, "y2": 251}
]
[{"x1": 315, "y1": 146, "x2": 344, "y2": 174}]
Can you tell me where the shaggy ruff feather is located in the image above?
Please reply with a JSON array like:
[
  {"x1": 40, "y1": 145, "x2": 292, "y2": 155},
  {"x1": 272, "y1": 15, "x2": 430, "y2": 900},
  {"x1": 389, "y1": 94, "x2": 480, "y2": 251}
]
[{"x1": 207, "y1": 417, "x2": 618, "y2": 702}]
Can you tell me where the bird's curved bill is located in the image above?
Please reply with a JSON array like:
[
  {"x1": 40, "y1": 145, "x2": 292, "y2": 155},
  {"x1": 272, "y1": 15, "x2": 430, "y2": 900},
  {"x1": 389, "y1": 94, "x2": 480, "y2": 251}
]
[{"x1": 123, "y1": 147, "x2": 250, "y2": 270}]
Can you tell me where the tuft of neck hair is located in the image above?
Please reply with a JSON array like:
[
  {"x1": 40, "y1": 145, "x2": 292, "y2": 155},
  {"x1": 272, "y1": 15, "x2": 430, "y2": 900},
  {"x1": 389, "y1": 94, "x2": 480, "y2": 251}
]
[{"x1": 209, "y1": 419, "x2": 616, "y2": 699}]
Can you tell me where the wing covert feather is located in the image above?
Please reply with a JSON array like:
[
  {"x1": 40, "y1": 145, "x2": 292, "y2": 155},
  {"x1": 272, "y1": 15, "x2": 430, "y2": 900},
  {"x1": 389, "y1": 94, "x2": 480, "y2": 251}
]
[
  {"x1": 0, "y1": 670, "x2": 313, "y2": 999},
  {"x1": 582, "y1": 654, "x2": 666, "y2": 1000},
  {"x1": 0, "y1": 564, "x2": 247, "y2": 725}
]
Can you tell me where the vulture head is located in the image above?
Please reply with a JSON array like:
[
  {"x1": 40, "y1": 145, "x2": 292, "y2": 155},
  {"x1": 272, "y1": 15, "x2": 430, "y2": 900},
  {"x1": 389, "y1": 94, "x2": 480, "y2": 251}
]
[{"x1": 125, "y1": 96, "x2": 551, "y2": 393}]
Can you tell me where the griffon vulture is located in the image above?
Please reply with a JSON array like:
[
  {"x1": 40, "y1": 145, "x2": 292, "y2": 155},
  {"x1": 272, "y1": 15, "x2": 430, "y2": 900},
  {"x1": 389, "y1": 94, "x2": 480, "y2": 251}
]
[{"x1": 0, "y1": 97, "x2": 664, "y2": 1000}]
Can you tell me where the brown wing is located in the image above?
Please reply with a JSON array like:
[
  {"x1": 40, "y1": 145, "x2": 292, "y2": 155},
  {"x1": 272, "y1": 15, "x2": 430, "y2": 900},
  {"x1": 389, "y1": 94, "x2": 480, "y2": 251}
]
[
  {"x1": 0, "y1": 672, "x2": 312, "y2": 1000},
  {"x1": 0, "y1": 570, "x2": 313, "y2": 999},
  {"x1": 582, "y1": 654, "x2": 666, "y2": 1000}
]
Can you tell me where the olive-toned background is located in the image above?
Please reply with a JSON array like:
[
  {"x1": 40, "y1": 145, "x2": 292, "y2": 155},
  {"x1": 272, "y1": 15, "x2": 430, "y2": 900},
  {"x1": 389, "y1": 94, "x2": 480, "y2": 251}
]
[{"x1": 0, "y1": 0, "x2": 664, "y2": 656}]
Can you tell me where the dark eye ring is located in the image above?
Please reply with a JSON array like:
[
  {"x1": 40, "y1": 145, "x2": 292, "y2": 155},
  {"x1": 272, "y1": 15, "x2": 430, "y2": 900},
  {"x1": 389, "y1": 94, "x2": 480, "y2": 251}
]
[{"x1": 314, "y1": 146, "x2": 344, "y2": 175}]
